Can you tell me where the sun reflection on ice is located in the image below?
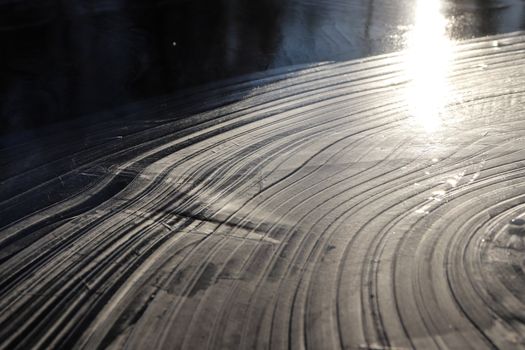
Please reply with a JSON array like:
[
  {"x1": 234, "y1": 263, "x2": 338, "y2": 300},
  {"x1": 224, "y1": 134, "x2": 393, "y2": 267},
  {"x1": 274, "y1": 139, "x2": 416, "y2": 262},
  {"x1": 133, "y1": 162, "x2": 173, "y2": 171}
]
[{"x1": 404, "y1": 0, "x2": 455, "y2": 133}]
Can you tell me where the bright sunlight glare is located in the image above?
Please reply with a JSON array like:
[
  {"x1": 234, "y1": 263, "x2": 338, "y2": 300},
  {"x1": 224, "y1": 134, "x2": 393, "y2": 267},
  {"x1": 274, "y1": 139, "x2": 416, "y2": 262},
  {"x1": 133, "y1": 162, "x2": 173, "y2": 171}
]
[{"x1": 404, "y1": 0, "x2": 455, "y2": 133}]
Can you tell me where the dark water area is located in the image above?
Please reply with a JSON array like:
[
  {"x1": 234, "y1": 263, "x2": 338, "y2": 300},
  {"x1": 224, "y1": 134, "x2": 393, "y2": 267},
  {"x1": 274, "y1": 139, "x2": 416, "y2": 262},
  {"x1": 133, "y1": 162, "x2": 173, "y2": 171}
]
[{"x1": 1, "y1": 0, "x2": 524, "y2": 136}]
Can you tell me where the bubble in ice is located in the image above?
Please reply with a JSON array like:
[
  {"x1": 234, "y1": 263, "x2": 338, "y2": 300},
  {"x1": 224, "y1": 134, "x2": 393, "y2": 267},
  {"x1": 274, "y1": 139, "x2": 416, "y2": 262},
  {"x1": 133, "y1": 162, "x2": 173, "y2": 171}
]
[{"x1": 508, "y1": 218, "x2": 525, "y2": 236}]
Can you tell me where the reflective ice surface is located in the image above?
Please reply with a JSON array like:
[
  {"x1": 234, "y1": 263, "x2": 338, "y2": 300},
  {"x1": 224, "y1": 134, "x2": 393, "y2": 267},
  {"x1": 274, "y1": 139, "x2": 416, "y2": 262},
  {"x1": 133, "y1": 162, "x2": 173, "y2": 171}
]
[
  {"x1": 2, "y1": 2, "x2": 525, "y2": 349},
  {"x1": 1, "y1": 0, "x2": 525, "y2": 135}
]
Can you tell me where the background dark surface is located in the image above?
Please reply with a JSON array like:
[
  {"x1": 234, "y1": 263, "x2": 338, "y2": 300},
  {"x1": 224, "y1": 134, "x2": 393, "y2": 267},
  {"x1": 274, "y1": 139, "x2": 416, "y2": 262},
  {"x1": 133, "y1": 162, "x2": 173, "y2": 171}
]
[{"x1": 1, "y1": 0, "x2": 525, "y2": 136}]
